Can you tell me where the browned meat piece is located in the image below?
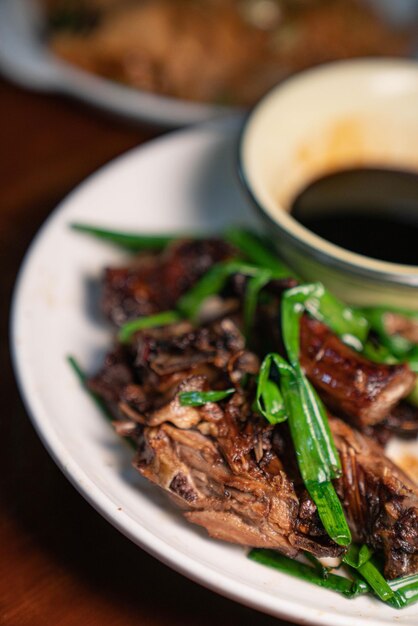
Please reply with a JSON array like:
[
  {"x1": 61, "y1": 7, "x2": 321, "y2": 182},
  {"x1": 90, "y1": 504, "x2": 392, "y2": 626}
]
[
  {"x1": 134, "y1": 317, "x2": 248, "y2": 376},
  {"x1": 300, "y1": 316, "x2": 416, "y2": 427},
  {"x1": 331, "y1": 417, "x2": 418, "y2": 579},
  {"x1": 102, "y1": 238, "x2": 234, "y2": 325},
  {"x1": 136, "y1": 419, "x2": 300, "y2": 556},
  {"x1": 89, "y1": 318, "x2": 259, "y2": 423},
  {"x1": 134, "y1": 393, "x2": 342, "y2": 559},
  {"x1": 130, "y1": 317, "x2": 257, "y2": 406},
  {"x1": 88, "y1": 347, "x2": 134, "y2": 409}
]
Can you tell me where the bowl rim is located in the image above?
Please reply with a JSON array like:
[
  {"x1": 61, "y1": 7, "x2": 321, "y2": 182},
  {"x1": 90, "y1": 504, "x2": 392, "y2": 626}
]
[{"x1": 238, "y1": 58, "x2": 418, "y2": 287}]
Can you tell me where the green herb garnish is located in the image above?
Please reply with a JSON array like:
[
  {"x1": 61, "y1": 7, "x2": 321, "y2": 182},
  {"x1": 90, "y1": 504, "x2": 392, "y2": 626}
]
[
  {"x1": 71, "y1": 223, "x2": 183, "y2": 251},
  {"x1": 249, "y1": 550, "x2": 368, "y2": 599},
  {"x1": 118, "y1": 310, "x2": 182, "y2": 343},
  {"x1": 178, "y1": 388, "x2": 235, "y2": 406}
]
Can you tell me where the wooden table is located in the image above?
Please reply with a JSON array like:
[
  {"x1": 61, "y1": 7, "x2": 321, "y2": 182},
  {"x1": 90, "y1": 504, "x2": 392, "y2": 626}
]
[{"x1": 0, "y1": 80, "x2": 292, "y2": 626}]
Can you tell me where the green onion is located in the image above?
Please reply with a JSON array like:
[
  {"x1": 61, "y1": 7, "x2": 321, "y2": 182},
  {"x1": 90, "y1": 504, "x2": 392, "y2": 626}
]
[
  {"x1": 67, "y1": 355, "x2": 113, "y2": 422},
  {"x1": 177, "y1": 261, "x2": 239, "y2": 320},
  {"x1": 293, "y1": 367, "x2": 342, "y2": 480},
  {"x1": 282, "y1": 371, "x2": 350, "y2": 545},
  {"x1": 255, "y1": 354, "x2": 350, "y2": 545},
  {"x1": 407, "y1": 384, "x2": 418, "y2": 407},
  {"x1": 276, "y1": 282, "x2": 361, "y2": 545},
  {"x1": 281, "y1": 296, "x2": 303, "y2": 367},
  {"x1": 279, "y1": 295, "x2": 343, "y2": 479},
  {"x1": 255, "y1": 354, "x2": 289, "y2": 424},
  {"x1": 361, "y1": 340, "x2": 396, "y2": 364},
  {"x1": 249, "y1": 548, "x2": 418, "y2": 608},
  {"x1": 283, "y1": 283, "x2": 369, "y2": 353},
  {"x1": 405, "y1": 346, "x2": 418, "y2": 374},
  {"x1": 225, "y1": 228, "x2": 295, "y2": 277},
  {"x1": 360, "y1": 306, "x2": 418, "y2": 373},
  {"x1": 306, "y1": 481, "x2": 351, "y2": 547},
  {"x1": 248, "y1": 550, "x2": 369, "y2": 599},
  {"x1": 243, "y1": 270, "x2": 273, "y2": 337},
  {"x1": 343, "y1": 545, "x2": 394, "y2": 603},
  {"x1": 70, "y1": 223, "x2": 181, "y2": 250},
  {"x1": 118, "y1": 310, "x2": 182, "y2": 344},
  {"x1": 388, "y1": 573, "x2": 418, "y2": 609},
  {"x1": 177, "y1": 259, "x2": 284, "y2": 321},
  {"x1": 178, "y1": 388, "x2": 235, "y2": 406}
]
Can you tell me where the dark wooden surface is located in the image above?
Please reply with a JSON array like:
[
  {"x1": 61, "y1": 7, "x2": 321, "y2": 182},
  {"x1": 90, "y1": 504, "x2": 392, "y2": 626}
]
[{"x1": 0, "y1": 80, "x2": 292, "y2": 626}]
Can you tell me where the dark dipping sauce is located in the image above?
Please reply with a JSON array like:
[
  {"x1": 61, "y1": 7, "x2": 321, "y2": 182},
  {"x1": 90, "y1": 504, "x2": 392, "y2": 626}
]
[{"x1": 291, "y1": 168, "x2": 418, "y2": 266}]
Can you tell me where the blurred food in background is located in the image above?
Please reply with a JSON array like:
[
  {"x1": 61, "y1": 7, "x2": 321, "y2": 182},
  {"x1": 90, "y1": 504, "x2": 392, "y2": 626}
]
[{"x1": 42, "y1": 0, "x2": 415, "y2": 106}]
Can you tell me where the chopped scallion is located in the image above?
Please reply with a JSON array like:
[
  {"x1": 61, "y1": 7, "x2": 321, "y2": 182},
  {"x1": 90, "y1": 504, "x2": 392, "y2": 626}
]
[
  {"x1": 248, "y1": 550, "x2": 368, "y2": 599},
  {"x1": 71, "y1": 223, "x2": 179, "y2": 250},
  {"x1": 178, "y1": 388, "x2": 235, "y2": 406},
  {"x1": 225, "y1": 228, "x2": 295, "y2": 277},
  {"x1": 118, "y1": 310, "x2": 182, "y2": 343},
  {"x1": 343, "y1": 545, "x2": 394, "y2": 603}
]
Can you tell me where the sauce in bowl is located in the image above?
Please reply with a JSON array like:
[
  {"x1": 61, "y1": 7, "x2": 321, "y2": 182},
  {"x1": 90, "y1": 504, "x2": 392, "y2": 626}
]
[{"x1": 291, "y1": 168, "x2": 418, "y2": 265}]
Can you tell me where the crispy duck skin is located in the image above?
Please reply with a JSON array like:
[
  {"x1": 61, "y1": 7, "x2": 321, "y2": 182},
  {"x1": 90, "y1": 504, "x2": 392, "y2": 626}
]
[
  {"x1": 300, "y1": 315, "x2": 416, "y2": 427},
  {"x1": 102, "y1": 238, "x2": 234, "y2": 326}
]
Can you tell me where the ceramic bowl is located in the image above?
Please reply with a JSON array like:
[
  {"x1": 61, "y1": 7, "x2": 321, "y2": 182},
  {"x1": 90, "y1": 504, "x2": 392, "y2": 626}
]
[{"x1": 239, "y1": 59, "x2": 418, "y2": 308}]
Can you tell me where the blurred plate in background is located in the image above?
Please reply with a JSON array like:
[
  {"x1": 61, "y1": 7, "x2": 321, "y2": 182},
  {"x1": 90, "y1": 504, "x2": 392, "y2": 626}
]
[{"x1": 0, "y1": 0, "x2": 417, "y2": 127}]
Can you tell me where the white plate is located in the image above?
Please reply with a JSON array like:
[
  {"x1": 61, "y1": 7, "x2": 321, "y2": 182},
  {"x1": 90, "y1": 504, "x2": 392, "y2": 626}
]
[{"x1": 11, "y1": 119, "x2": 418, "y2": 626}]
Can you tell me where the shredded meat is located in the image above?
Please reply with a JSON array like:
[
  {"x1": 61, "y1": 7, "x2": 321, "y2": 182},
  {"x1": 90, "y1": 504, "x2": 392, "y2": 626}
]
[
  {"x1": 136, "y1": 419, "x2": 301, "y2": 556},
  {"x1": 134, "y1": 390, "x2": 342, "y2": 559},
  {"x1": 331, "y1": 417, "x2": 418, "y2": 579}
]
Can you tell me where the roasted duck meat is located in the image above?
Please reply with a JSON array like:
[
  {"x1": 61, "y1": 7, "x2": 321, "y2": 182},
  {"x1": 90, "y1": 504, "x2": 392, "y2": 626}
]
[
  {"x1": 89, "y1": 317, "x2": 418, "y2": 578},
  {"x1": 134, "y1": 395, "x2": 342, "y2": 559},
  {"x1": 300, "y1": 315, "x2": 416, "y2": 427},
  {"x1": 102, "y1": 238, "x2": 234, "y2": 326}
]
